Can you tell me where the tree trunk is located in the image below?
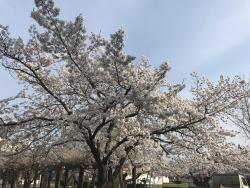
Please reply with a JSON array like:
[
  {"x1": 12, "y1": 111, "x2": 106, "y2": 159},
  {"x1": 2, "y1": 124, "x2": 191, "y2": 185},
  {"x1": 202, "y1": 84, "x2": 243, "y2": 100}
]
[
  {"x1": 39, "y1": 171, "x2": 48, "y2": 188},
  {"x1": 132, "y1": 166, "x2": 136, "y2": 188},
  {"x1": 10, "y1": 178, "x2": 16, "y2": 188},
  {"x1": 23, "y1": 179, "x2": 31, "y2": 188},
  {"x1": 39, "y1": 174, "x2": 44, "y2": 188},
  {"x1": 63, "y1": 168, "x2": 69, "y2": 188},
  {"x1": 23, "y1": 171, "x2": 31, "y2": 188},
  {"x1": 47, "y1": 170, "x2": 52, "y2": 188},
  {"x1": 2, "y1": 172, "x2": 7, "y2": 188},
  {"x1": 77, "y1": 166, "x2": 84, "y2": 188},
  {"x1": 55, "y1": 168, "x2": 61, "y2": 188},
  {"x1": 191, "y1": 175, "x2": 210, "y2": 187},
  {"x1": 107, "y1": 167, "x2": 113, "y2": 188},
  {"x1": 96, "y1": 165, "x2": 107, "y2": 188},
  {"x1": 119, "y1": 170, "x2": 126, "y2": 188},
  {"x1": 33, "y1": 169, "x2": 38, "y2": 188},
  {"x1": 10, "y1": 170, "x2": 18, "y2": 188},
  {"x1": 111, "y1": 157, "x2": 127, "y2": 184},
  {"x1": 107, "y1": 167, "x2": 112, "y2": 182}
]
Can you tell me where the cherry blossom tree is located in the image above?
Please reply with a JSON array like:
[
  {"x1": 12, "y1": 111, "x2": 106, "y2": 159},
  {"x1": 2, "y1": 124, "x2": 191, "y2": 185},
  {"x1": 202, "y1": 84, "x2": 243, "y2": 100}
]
[
  {"x1": 0, "y1": 0, "x2": 249, "y2": 188},
  {"x1": 224, "y1": 80, "x2": 250, "y2": 140}
]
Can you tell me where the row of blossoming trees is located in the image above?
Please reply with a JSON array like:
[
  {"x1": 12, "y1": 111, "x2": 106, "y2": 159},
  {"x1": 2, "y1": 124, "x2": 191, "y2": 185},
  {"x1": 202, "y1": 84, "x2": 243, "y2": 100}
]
[{"x1": 1, "y1": 0, "x2": 250, "y2": 188}]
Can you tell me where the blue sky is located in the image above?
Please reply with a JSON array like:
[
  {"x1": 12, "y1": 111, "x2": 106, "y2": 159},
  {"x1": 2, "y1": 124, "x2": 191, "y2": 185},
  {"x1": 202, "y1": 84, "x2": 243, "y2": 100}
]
[{"x1": 1, "y1": 0, "x2": 250, "y2": 98}]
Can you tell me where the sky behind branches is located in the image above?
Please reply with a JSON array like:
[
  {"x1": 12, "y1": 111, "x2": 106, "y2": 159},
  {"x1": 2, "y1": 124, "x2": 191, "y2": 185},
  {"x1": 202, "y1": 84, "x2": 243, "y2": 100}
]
[{"x1": 1, "y1": 0, "x2": 250, "y2": 99}]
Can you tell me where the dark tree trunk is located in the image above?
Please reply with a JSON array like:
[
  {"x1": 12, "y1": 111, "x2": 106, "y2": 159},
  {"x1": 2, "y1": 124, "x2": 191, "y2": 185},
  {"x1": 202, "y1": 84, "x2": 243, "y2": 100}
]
[
  {"x1": 39, "y1": 172, "x2": 48, "y2": 188},
  {"x1": 33, "y1": 169, "x2": 38, "y2": 188},
  {"x1": 132, "y1": 166, "x2": 136, "y2": 188},
  {"x1": 107, "y1": 167, "x2": 113, "y2": 188},
  {"x1": 10, "y1": 178, "x2": 16, "y2": 188},
  {"x1": 2, "y1": 172, "x2": 7, "y2": 188},
  {"x1": 191, "y1": 175, "x2": 210, "y2": 187},
  {"x1": 96, "y1": 165, "x2": 107, "y2": 188},
  {"x1": 111, "y1": 157, "x2": 127, "y2": 183},
  {"x1": 47, "y1": 170, "x2": 52, "y2": 188},
  {"x1": 23, "y1": 171, "x2": 31, "y2": 188},
  {"x1": 77, "y1": 166, "x2": 84, "y2": 188},
  {"x1": 10, "y1": 170, "x2": 18, "y2": 188},
  {"x1": 23, "y1": 179, "x2": 31, "y2": 188},
  {"x1": 55, "y1": 168, "x2": 61, "y2": 188},
  {"x1": 63, "y1": 168, "x2": 69, "y2": 188},
  {"x1": 39, "y1": 174, "x2": 44, "y2": 188},
  {"x1": 107, "y1": 167, "x2": 112, "y2": 182},
  {"x1": 119, "y1": 170, "x2": 125, "y2": 188}
]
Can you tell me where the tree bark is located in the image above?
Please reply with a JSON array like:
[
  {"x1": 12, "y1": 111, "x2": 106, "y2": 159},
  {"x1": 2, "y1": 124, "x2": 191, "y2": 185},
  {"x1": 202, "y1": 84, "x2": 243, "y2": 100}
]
[
  {"x1": 39, "y1": 171, "x2": 48, "y2": 188},
  {"x1": 96, "y1": 165, "x2": 107, "y2": 188},
  {"x1": 23, "y1": 171, "x2": 31, "y2": 188},
  {"x1": 39, "y1": 174, "x2": 44, "y2": 188},
  {"x1": 33, "y1": 169, "x2": 38, "y2": 188},
  {"x1": 119, "y1": 170, "x2": 126, "y2": 188},
  {"x1": 77, "y1": 166, "x2": 84, "y2": 188},
  {"x1": 55, "y1": 168, "x2": 61, "y2": 188},
  {"x1": 10, "y1": 178, "x2": 16, "y2": 188},
  {"x1": 47, "y1": 170, "x2": 52, "y2": 188},
  {"x1": 10, "y1": 170, "x2": 18, "y2": 188},
  {"x1": 107, "y1": 167, "x2": 112, "y2": 182},
  {"x1": 63, "y1": 168, "x2": 69, "y2": 188},
  {"x1": 2, "y1": 172, "x2": 7, "y2": 188},
  {"x1": 107, "y1": 167, "x2": 113, "y2": 188},
  {"x1": 132, "y1": 166, "x2": 136, "y2": 188}
]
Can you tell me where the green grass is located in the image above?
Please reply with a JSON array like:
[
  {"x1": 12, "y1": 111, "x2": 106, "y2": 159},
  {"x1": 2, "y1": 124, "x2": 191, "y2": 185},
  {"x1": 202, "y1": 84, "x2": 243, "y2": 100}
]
[
  {"x1": 144, "y1": 185, "x2": 163, "y2": 188},
  {"x1": 162, "y1": 182, "x2": 189, "y2": 188}
]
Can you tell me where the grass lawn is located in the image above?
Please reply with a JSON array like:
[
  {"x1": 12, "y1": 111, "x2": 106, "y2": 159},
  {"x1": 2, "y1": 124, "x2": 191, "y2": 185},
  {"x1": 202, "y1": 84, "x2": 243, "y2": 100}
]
[{"x1": 162, "y1": 182, "x2": 189, "y2": 188}]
